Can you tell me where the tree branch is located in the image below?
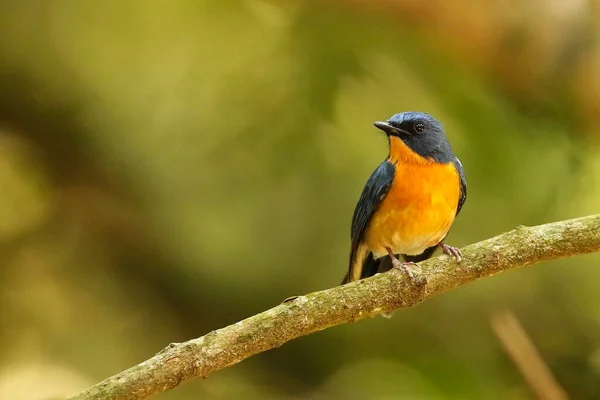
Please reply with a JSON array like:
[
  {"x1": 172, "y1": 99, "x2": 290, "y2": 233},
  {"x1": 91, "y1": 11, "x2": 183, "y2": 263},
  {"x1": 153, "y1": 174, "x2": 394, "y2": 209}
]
[{"x1": 69, "y1": 214, "x2": 600, "y2": 400}]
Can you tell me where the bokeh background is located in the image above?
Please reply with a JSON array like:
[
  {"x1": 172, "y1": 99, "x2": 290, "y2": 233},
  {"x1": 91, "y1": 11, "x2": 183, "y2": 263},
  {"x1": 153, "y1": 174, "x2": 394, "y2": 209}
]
[{"x1": 0, "y1": 0, "x2": 599, "y2": 399}]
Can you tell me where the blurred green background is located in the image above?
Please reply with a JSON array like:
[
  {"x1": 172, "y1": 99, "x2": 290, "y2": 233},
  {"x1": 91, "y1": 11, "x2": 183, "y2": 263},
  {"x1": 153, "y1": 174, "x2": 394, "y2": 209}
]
[{"x1": 0, "y1": 0, "x2": 599, "y2": 399}]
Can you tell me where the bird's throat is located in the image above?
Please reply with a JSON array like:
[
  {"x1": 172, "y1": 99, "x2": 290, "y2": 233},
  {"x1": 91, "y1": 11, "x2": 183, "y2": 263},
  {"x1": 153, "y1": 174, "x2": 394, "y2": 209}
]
[{"x1": 388, "y1": 136, "x2": 433, "y2": 165}]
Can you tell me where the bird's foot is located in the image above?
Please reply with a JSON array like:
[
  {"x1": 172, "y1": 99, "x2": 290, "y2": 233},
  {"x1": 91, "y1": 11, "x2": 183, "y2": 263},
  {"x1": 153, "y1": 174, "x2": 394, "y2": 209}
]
[
  {"x1": 439, "y1": 243, "x2": 462, "y2": 262},
  {"x1": 391, "y1": 259, "x2": 416, "y2": 280}
]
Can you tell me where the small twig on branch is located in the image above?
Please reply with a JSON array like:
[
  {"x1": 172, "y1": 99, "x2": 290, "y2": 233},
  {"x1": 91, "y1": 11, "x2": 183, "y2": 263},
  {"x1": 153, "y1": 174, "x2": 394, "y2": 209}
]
[{"x1": 69, "y1": 214, "x2": 600, "y2": 400}]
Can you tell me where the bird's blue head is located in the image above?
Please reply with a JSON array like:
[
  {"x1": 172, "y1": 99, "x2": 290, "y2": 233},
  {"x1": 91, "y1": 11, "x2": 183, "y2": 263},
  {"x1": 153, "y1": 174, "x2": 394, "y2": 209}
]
[{"x1": 374, "y1": 112, "x2": 455, "y2": 163}]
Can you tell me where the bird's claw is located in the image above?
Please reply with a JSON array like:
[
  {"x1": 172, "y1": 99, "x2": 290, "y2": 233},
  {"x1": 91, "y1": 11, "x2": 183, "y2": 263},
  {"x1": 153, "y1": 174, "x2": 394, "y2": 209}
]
[
  {"x1": 440, "y1": 243, "x2": 462, "y2": 262},
  {"x1": 391, "y1": 259, "x2": 416, "y2": 280}
]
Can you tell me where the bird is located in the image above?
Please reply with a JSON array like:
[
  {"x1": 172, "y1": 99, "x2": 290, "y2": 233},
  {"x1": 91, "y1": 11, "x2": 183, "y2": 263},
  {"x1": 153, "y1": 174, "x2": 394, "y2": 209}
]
[{"x1": 341, "y1": 111, "x2": 467, "y2": 285}]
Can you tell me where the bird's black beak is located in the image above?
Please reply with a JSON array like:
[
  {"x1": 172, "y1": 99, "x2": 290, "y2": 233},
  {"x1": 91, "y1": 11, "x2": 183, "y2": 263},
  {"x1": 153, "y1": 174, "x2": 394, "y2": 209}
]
[{"x1": 373, "y1": 121, "x2": 399, "y2": 135}]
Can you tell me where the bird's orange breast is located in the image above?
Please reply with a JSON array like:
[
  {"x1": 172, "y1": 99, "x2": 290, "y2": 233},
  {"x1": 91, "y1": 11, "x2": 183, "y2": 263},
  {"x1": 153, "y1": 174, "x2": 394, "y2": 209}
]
[{"x1": 364, "y1": 137, "x2": 460, "y2": 257}]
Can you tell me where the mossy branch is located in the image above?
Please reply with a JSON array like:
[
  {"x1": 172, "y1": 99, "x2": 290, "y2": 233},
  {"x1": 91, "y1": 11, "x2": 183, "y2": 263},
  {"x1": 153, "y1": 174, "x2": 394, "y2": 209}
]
[{"x1": 69, "y1": 214, "x2": 600, "y2": 400}]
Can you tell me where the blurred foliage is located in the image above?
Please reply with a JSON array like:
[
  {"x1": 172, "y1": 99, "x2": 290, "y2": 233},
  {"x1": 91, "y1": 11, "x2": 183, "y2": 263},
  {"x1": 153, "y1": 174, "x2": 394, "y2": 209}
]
[{"x1": 0, "y1": 0, "x2": 599, "y2": 399}]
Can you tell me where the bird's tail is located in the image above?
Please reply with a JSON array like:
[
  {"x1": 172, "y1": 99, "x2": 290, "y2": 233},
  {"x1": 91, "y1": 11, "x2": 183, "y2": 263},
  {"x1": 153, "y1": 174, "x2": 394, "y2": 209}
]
[
  {"x1": 402, "y1": 245, "x2": 438, "y2": 263},
  {"x1": 342, "y1": 245, "x2": 438, "y2": 284},
  {"x1": 340, "y1": 272, "x2": 351, "y2": 285},
  {"x1": 341, "y1": 251, "x2": 381, "y2": 285}
]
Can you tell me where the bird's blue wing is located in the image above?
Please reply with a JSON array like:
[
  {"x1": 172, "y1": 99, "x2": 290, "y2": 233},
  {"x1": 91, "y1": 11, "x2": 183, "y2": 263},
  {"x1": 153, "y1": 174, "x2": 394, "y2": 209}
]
[
  {"x1": 348, "y1": 160, "x2": 395, "y2": 274},
  {"x1": 452, "y1": 157, "x2": 467, "y2": 216}
]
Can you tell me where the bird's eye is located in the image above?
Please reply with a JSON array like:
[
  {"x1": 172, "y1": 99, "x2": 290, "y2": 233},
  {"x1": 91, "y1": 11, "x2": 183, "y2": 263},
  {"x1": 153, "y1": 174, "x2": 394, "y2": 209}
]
[{"x1": 414, "y1": 123, "x2": 425, "y2": 133}]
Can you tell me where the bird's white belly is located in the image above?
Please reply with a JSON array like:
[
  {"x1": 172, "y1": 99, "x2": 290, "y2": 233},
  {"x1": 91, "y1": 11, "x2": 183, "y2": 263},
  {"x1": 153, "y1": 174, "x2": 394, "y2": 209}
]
[{"x1": 371, "y1": 228, "x2": 449, "y2": 259}]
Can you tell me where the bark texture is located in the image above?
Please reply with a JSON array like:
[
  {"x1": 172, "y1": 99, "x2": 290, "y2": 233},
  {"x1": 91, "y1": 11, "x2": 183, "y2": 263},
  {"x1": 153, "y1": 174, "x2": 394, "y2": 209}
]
[{"x1": 69, "y1": 214, "x2": 600, "y2": 400}]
